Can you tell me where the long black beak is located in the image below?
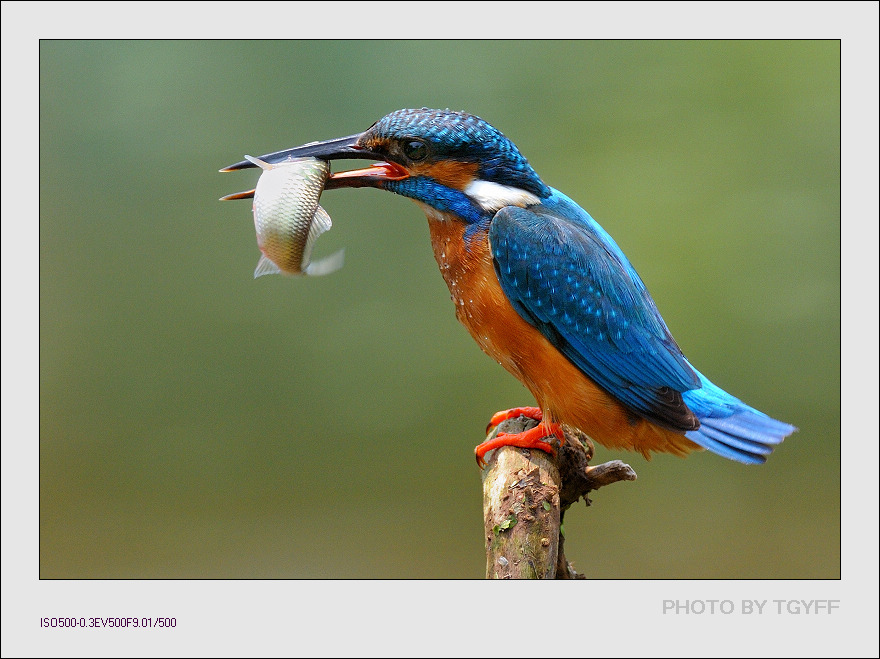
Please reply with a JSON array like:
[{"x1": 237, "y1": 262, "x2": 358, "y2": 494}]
[
  {"x1": 220, "y1": 133, "x2": 381, "y2": 172},
  {"x1": 220, "y1": 131, "x2": 409, "y2": 200}
]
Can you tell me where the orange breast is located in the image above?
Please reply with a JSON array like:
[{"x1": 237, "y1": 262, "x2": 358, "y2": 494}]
[{"x1": 422, "y1": 208, "x2": 701, "y2": 459}]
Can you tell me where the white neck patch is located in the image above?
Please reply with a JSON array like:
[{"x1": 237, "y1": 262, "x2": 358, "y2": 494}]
[{"x1": 464, "y1": 179, "x2": 541, "y2": 212}]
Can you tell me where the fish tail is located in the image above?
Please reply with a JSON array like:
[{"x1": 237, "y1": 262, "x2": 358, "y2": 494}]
[
  {"x1": 304, "y1": 249, "x2": 345, "y2": 276},
  {"x1": 301, "y1": 206, "x2": 344, "y2": 276}
]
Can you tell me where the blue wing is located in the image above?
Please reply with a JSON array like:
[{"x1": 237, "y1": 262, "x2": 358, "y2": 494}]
[{"x1": 489, "y1": 195, "x2": 702, "y2": 432}]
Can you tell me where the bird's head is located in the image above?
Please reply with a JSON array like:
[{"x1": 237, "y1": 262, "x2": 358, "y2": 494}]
[{"x1": 222, "y1": 108, "x2": 551, "y2": 224}]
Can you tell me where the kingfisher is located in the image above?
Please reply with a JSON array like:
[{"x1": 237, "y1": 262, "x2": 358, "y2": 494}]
[{"x1": 222, "y1": 108, "x2": 796, "y2": 466}]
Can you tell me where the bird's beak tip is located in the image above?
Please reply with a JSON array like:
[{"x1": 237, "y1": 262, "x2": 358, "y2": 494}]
[{"x1": 219, "y1": 188, "x2": 256, "y2": 201}]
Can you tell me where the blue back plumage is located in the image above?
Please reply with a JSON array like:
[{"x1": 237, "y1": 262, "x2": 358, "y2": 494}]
[
  {"x1": 490, "y1": 189, "x2": 796, "y2": 463},
  {"x1": 490, "y1": 193, "x2": 701, "y2": 432}
]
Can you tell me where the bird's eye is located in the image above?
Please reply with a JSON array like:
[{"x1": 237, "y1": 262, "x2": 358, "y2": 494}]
[{"x1": 402, "y1": 139, "x2": 428, "y2": 161}]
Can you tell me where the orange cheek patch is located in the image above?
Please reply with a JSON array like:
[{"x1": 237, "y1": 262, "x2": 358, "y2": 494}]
[{"x1": 410, "y1": 160, "x2": 479, "y2": 190}]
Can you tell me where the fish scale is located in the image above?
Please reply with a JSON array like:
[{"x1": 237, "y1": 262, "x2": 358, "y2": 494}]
[{"x1": 246, "y1": 155, "x2": 344, "y2": 278}]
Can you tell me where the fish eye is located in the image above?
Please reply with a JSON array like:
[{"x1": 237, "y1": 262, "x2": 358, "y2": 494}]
[{"x1": 402, "y1": 139, "x2": 429, "y2": 162}]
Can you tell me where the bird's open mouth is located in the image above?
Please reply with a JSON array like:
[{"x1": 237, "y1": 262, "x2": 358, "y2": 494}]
[
  {"x1": 220, "y1": 133, "x2": 408, "y2": 199},
  {"x1": 324, "y1": 160, "x2": 409, "y2": 189}
]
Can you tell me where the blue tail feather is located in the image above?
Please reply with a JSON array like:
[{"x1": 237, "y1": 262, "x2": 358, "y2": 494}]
[
  {"x1": 685, "y1": 427, "x2": 769, "y2": 465},
  {"x1": 696, "y1": 422, "x2": 776, "y2": 456},
  {"x1": 682, "y1": 369, "x2": 797, "y2": 464}
]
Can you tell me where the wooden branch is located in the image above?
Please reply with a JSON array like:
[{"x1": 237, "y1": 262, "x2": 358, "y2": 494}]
[
  {"x1": 481, "y1": 426, "x2": 561, "y2": 579},
  {"x1": 481, "y1": 415, "x2": 637, "y2": 579}
]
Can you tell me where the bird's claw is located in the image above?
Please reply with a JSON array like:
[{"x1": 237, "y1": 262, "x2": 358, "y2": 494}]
[
  {"x1": 485, "y1": 406, "x2": 544, "y2": 433},
  {"x1": 474, "y1": 422, "x2": 563, "y2": 469}
]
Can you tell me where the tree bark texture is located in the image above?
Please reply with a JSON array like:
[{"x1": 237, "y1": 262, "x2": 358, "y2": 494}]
[{"x1": 481, "y1": 415, "x2": 637, "y2": 579}]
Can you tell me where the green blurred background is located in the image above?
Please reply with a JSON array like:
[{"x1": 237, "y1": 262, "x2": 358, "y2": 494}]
[{"x1": 39, "y1": 40, "x2": 839, "y2": 579}]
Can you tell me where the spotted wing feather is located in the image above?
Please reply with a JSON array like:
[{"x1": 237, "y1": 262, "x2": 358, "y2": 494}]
[{"x1": 489, "y1": 204, "x2": 701, "y2": 431}]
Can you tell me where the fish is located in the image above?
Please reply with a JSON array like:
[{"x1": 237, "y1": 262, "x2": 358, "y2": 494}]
[{"x1": 243, "y1": 155, "x2": 344, "y2": 278}]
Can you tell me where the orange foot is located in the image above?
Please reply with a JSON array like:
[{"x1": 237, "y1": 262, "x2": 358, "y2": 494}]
[
  {"x1": 485, "y1": 406, "x2": 543, "y2": 433},
  {"x1": 476, "y1": 412, "x2": 565, "y2": 469}
]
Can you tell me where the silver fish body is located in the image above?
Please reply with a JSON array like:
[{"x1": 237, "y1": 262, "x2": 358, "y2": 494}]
[{"x1": 246, "y1": 155, "x2": 344, "y2": 277}]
